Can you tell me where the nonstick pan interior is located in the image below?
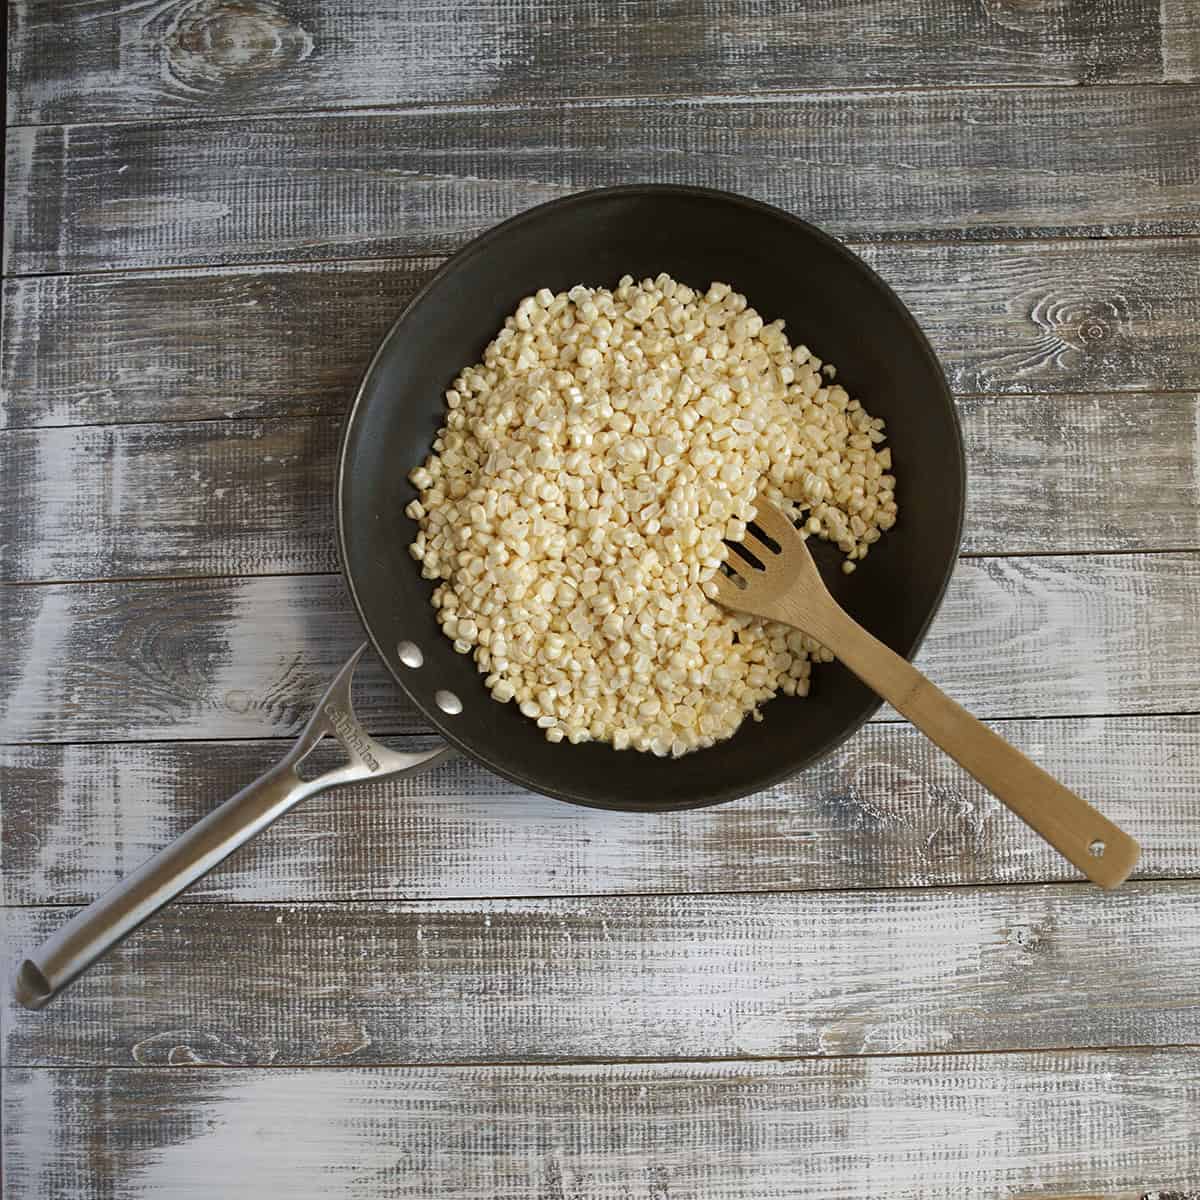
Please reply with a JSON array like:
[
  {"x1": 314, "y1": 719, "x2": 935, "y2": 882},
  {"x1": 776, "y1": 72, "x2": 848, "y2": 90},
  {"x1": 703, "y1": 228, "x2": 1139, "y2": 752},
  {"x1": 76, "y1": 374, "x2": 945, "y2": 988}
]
[{"x1": 338, "y1": 185, "x2": 965, "y2": 811}]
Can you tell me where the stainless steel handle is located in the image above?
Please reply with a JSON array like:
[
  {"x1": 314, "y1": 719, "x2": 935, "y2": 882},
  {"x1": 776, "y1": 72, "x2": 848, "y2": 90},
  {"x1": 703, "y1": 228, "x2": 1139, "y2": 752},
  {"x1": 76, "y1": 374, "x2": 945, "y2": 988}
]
[{"x1": 13, "y1": 645, "x2": 451, "y2": 1010}]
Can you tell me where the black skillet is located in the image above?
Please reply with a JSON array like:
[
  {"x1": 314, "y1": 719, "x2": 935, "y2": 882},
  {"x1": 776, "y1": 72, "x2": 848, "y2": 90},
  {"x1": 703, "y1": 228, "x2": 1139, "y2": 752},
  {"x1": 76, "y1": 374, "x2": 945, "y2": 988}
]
[
  {"x1": 342, "y1": 184, "x2": 964, "y2": 809},
  {"x1": 14, "y1": 186, "x2": 964, "y2": 1009}
]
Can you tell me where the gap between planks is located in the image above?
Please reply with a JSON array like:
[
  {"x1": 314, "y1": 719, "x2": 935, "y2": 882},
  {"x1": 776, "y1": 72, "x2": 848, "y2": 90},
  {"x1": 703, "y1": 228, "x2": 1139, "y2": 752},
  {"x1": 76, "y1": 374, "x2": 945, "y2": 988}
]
[
  {"x1": 5, "y1": 1040, "x2": 1200, "y2": 1073},
  {"x1": 3, "y1": 872, "x2": 1199, "y2": 910}
]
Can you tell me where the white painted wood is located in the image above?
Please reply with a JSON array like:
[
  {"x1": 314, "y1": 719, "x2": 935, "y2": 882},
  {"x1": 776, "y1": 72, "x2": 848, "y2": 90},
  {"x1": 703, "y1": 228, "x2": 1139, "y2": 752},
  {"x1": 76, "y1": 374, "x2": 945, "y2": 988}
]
[
  {"x1": 4, "y1": 716, "x2": 1196, "y2": 905},
  {"x1": 7, "y1": 88, "x2": 1199, "y2": 274},
  {"x1": 3, "y1": 1053, "x2": 1198, "y2": 1198},
  {"x1": 7, "y1": 0, "x2": 1188, "y2": 124},
  {"x1": 3, "y1": 393, "x2": 1195, "y2": 582},
  {"x1": 0, "y1": 573, "x2": 413, "y2": 743},
  {"x1": 1162, "y1": 0, "x2": 1200, "y2": 81},
  {"x1": 5, "y1": 240, "x2": 1197, "y2": 432},
  {"x1": 4, "y1": 552, "x2": 1196, "y2": 744},
  {"x1": 863, "y1": 239, "x2": 1200, "y2": 398},
  {"x1": 0, "y1": 259, "x2": 436, "y2": 429},
  {"x1": 901, "y1": 552, "x2": 1200, "y2": 722},
  {"x1": 4, "y1": 882, "x2": 1200, "y2": 1066},
  {"x1": 957, "y1": 392, "x2": 1200, "y2": 554},
  {"x1": 0, "y1": 419, "x2": 340, "y2": 581}
]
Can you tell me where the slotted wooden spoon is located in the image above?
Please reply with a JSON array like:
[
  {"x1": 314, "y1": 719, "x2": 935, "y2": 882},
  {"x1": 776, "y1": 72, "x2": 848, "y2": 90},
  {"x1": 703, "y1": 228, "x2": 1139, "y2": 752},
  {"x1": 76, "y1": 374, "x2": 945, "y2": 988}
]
[{"x1": 710, "y1": 500, "x2": 1140, "y2": 889}]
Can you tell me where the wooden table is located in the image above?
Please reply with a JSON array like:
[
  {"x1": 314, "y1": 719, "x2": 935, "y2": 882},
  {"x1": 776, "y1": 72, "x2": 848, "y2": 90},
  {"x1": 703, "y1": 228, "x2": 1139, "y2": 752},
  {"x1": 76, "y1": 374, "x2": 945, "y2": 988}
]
[{"x1": 3, "y1": 3, "x2": 1199, "y2": 1196}]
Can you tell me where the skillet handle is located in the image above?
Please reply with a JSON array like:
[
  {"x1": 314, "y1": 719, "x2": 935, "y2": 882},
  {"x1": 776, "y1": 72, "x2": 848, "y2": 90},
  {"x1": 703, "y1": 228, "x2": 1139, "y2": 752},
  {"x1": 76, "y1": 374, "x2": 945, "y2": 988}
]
[{"x1": 13, "y1": 645, "x2": 452, "y2": 1011}]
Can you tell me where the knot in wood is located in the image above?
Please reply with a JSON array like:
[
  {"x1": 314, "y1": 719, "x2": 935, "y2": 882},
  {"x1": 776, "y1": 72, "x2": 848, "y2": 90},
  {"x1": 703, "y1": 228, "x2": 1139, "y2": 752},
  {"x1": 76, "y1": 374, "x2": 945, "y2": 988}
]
[
  {"x1": 1004, "y1": 917, "x2": 1055, "y2": 955},
  {"x1": 978, "y1": 0, "x2": 1055, "y2": 35},
  {"x1": 131, "y1": 1028, "x2": 274, "y2": 1066},
  {"x1": 165, "y1": 0, "x2": 313, "y2": 88},
  {"x1": 1024, "y1": 290, "x2": 1128, "y2": 371}
]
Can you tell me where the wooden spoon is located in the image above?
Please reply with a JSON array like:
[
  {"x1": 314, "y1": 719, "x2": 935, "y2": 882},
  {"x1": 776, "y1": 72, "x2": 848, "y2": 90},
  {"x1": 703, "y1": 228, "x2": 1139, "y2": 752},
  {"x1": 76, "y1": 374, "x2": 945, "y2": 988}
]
[{"x1": 708, "y1": 499, "x2": 1140, "y2": 889}]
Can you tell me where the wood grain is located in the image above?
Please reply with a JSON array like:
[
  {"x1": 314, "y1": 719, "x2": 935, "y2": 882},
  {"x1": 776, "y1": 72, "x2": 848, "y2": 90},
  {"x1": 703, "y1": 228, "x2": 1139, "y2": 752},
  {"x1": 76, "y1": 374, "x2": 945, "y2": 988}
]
[
  {"x1": 4, "y1": 1053, "x2": 1197, "y2": 1199},
  {"x1": 4, "y1": 715, "x2": 1196, "y2": 906},
  {"x1": 956, "y1": 392, "x2": 1200, "y2": 553},
  {"x1": 0, "y1": 573, "x2": 423, "y2": 743},
  {"x1": 5, "y1": 881, "x2": 1200, "y2": 1066},
  {"x1": 3, "y1": 552, "x2": 1197, "y2": 745},
  {"x1": 1163, "y1": 0, "x2": 1200, "y2": 82},
  {"x1": 5, "y1": 239, "x2": 1198, "y2": 431},
  {"x1": 3, "y1": 392, "x2": 1195, "y2": 582},
  {"x1": 7, "y1": 87, "x2": 1200, "y2": 275},
  {"x1": 904, "y1": 552, "x2": 1200, "y2": 721},
  {"x1": 868, "y1": 239, "x2": 1200, "y2": 397},
  {"x1": 8, "y1": 0, "x2": 1196, "y2": 125},
  {"x1": 0, "y1": 418, "x2": 341, "y2": 581},
  {"x1": 0, "y1": 259, "x2": 435, "y2": 429}
]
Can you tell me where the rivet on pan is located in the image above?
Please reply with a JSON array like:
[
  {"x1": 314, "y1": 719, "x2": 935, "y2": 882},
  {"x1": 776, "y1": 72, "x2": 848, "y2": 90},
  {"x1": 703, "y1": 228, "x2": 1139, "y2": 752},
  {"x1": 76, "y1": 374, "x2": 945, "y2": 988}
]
[
  {"x1": 1089, "y1": 839, "x2": 1107, "y2": 857},
  {"x1": 397, "y1": 641, "x2": 423, "y2": 669},
  {"x1": 435, "y1": 690, "x2": 463, "y2": 716}
]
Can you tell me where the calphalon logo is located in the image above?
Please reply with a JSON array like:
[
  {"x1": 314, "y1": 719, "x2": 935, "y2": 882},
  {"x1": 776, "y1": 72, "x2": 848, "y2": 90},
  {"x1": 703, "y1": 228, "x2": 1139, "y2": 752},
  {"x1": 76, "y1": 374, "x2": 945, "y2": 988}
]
[{"x1": 324, "y1": 702, "x2": 380, "y2": 771}]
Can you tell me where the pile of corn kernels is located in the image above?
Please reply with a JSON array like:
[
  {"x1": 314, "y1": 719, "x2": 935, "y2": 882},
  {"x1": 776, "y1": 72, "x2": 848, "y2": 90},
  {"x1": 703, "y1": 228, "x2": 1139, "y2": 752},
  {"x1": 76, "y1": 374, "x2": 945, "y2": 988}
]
[{"x1": 406, "y1": 274, "x2": 897, "y2": 756}]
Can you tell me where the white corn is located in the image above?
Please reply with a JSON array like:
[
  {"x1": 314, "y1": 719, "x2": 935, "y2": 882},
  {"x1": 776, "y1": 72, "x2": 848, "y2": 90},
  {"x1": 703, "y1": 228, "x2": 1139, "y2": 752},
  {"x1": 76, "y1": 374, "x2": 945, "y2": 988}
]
[{"x1": 405, "y1": 275, "x2": 897, "y2": 754}]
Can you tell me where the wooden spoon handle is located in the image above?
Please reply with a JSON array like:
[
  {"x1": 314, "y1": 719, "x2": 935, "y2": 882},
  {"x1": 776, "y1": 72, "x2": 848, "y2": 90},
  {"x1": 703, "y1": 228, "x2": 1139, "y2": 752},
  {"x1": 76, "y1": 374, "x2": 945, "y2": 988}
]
[{"x1": 817, "y1": 608, "x2": 1140, "y2": 888}]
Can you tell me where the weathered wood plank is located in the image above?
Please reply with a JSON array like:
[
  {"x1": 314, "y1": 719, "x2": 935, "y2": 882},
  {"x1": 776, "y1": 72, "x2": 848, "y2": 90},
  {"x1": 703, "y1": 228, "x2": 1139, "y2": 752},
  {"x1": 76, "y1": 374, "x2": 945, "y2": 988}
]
[
  {"x1": 1, "y1": 716, "x2": 1196, "y2": 906},
  {"x1": 1163, "y1": 0, "x2": 1200, "y2": 82},
  {"x1": 5, "y1": 239, "x2": 1198, "y2": 431},
  {"x1": 0, "y1": 418, "x2": 341, "y2": 581},
  {"x1": 0, "y1": 573, "x2": 422, "y2": 742},
  {"x1": 2, "y1": 552, "x2": 1197, "y2": 744},
  {"x1": 4, "y1": 881, "x2": 1200, "y2": 1067},
  {"x1": 905, "y1": 551, "x2": 1200, "y2": 721},
  {"x1": 956, "y1": 392, "x2": 1200, "y2": 553},
  {"x1": 4, "y1": 1055, "x2": 1199, "y2": 1200},
  {"x1": 7, "y1": 87, "x2": 1199, "y2": 275},
  {"x1": 870, "y1": 239, "x2": 1200, "y2": 397},
  {"x1": 3, "y1": 393, "x2": 1197, "y2": 582},
  {"x1": 0, "y1": 259, "x2": 435, "y2": 429},
  {"x1": 7, "y1": 0, "x2": 1191, "y2": 126}
]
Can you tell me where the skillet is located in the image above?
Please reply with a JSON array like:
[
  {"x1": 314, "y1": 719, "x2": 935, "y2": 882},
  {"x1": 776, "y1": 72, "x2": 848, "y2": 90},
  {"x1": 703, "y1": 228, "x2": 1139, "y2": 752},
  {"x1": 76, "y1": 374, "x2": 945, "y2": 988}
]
[{"x1": 14, "y1": 185, "x2": 965, "y2": 1008}]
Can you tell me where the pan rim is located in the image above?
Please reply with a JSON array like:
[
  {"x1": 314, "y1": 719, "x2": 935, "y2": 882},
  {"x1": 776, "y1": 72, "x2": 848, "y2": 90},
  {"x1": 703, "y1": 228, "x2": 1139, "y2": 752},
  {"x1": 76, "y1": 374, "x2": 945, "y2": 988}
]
[{"x1": 336, "y1": 183, "x2": 966, "y2": 811}]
